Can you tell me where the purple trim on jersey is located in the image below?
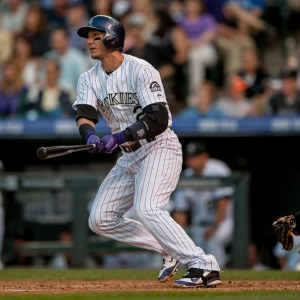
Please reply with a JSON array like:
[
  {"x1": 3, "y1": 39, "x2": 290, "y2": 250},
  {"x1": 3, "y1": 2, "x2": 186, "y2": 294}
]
[{"x1": 178, "y1": 13, "x2": 217, "y2": 41}]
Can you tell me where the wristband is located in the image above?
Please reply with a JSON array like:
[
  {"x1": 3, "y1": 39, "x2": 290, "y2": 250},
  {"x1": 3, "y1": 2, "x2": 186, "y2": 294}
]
[
  {"x1": 112, "y1": 132, "x2": 126, "y2": 145},
  {"x1": 79, "y1": 123, "x2": 95, "y2": 141}
]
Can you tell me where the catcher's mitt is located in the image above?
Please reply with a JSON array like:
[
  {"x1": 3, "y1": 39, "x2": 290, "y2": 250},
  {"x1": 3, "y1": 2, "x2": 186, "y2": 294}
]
[{"x1": 272, "y1": 215, "x2": 297, "y2": 250}]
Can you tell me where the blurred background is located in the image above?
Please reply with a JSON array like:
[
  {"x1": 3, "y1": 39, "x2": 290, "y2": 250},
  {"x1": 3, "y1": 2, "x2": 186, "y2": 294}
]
[{"x1": 1, "y1": 0, "x2": 300, "y2": 271}]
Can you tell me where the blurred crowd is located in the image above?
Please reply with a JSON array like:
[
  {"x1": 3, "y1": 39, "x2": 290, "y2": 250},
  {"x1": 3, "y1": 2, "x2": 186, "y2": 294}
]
[{"x1": 1, "y1": 0, "x2": 300, "y2": 120}]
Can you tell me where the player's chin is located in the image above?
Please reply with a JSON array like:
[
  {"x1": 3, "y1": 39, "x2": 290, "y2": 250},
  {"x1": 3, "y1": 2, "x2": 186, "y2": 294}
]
[
  {"x1": 90, "y1": 51, "x2": 100, "y2": 60},
  {"x1": 90, "y1": 53, "x2": 98, "y2": 60}
]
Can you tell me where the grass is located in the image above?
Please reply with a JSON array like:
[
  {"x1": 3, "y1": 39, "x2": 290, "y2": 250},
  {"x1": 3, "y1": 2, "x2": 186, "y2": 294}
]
[
  {"x1": 0, "y1": 268, "x2": 300, "y2": 281},
  {"x1": 0, "y1": 291, "x2": 300, "y2": 300}
]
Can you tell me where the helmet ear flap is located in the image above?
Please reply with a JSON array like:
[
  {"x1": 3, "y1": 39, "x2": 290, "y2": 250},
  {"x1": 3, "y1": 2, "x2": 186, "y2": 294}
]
[{"x1": 102, "y1": 34, "x2": 118, "y2": 49}]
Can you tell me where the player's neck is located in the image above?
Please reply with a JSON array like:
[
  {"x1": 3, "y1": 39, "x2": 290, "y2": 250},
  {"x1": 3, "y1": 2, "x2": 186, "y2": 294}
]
[{"x1": 101, "y1": 52, "x2": 124, "y2": 73}]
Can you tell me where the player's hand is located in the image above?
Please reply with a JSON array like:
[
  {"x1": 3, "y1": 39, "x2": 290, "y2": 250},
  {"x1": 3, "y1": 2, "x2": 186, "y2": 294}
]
[
  {"x1": 100, "y1": 132, "x2": 125, "y2": 154},
  {"x1": 204, "y1": 225, "x2": 217, "y2": 241},
  {"x1": 86, "y1": 132, "x2": 104, "y2": 153},
  {"x1": 272, "y1": 215, "x2": 297, "y2": 250},
  {"x1": 100, "y1": 135, "x2": 119, "y2": 154}
]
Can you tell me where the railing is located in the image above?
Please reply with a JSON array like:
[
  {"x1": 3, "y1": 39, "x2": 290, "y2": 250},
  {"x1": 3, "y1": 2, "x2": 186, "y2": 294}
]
[
  {"x1": 0, "y1": 171, "x2": 250, "y2": 268},
  {"x1": 1, "y1": 117, "x2": 300, "y2": 138}
]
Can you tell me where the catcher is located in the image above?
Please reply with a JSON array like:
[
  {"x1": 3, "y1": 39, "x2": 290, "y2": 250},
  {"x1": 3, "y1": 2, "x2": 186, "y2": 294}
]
[{"x1": 272, "y1": 211, "x2": 300, "y2": 251}]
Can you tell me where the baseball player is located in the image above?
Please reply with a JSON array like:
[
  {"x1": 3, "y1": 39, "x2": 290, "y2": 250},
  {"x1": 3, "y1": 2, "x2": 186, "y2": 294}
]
[
  {"x1": 172, "y1": 141, "x2": 234, "y2": 269},
  {"x1": 73, "y1": 15, "x2": 221, "y2": 288}
]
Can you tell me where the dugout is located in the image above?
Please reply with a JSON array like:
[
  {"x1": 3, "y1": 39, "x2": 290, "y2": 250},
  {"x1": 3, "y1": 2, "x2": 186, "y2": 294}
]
[{"x1": 1, "y1": 117, "x2": 300, "y2": 268}]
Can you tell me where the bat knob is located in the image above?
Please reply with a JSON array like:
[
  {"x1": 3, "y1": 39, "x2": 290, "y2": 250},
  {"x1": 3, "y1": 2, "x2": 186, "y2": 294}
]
[{"x1": 37, "y1": 147, "x2": 47, "y2": 159}]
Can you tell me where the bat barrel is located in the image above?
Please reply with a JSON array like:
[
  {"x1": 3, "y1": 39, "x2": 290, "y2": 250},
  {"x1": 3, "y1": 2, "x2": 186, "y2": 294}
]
[{"x1": 37, "y1": 144, "x2": 95, "y2": 159}]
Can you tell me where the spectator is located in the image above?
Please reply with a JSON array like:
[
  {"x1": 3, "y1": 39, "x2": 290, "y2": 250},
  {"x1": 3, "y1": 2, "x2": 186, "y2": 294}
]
[
  {"x1": 222, "y1": 0, "x2": 270, "y2": 35},
  {"x1": 130, "y1": 0, "x2": 158, "y2": 42},
  {"x1": 273, "y1": 235, "x2": 300, "y2": 270},
  {"x1": 13, "y1": 35, "x2": 41, "y2": 88},
  {"x1": 236, "y1": 47, "x2": 270, "y2": 116},
  {"x1": 125, "y1": 13, "x2": 176, "y2": 83},
  {"x1": 44, "y1": 28, "x2": 89, "y2": 90},
  {"x1": 167, "y1": 0, "x2": 184, "y2": 22},
  {"x1": 45, "y1": 0, "x2": 69, "y2": 30},
  {"x1": 91, "y1": 0, "x2": 114, "y2": 17},
  {"x1": 266, "y1": 68, "x2": 300, "y2": 116},
  {"x1": 0, "y1": 160, "x2": 4, "y2": 270},
  {"x1": 151, "y1": 10, "x2": 188, "y2": 108},
  {"x1": 124, "y1": 12, "x2": 177, "y2": 112},
  {"x1": 25, "y1": 60, "x2": 76, "y2": 120},
  {"x1": 179, "y1": 80, "x2": 225, "y2": 118},
  {"x1": 216, "y1": 75, "x2": 253, "y2": 117},
  {"x1": 204, "y1": 0, "x2": 255, "y2": 76},
  {"x1": 172, "y1": 141, "x2": 234, "y2": 269},
  {"x1": 0, "y1": 59, "x2": 28, "y2": 119},
  {"x1": 111, "y1": 0, "x2": 131, "y2": 19},
  {"x1": 66, "y1": 1, "x2": 89, "y2": 53},
  {"x1": 0, "y1": 30, "x2": 13, "y2": 65},
  {"x1": 178, "y1": 0, "x2": 218, "y2": 107},
  {"x1": 237, "y1": 47, "x2": 269, "y2": 99},
  {"x1": 21, "y1": 4, "x2": 51, "y2": 57},
  {"x1": 0, "y1": 0, "x2": 29, "y2": 35},
  {"x1": 152, "y1": 10, "x2": 187, "y2": 69}
]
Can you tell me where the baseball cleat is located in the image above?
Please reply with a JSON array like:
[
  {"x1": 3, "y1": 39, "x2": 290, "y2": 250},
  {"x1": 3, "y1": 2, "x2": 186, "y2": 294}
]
[
  {"x1": 158, "y1": 257, "x2": 179, "y2": 283},
  {"x1": 174, "y1": 268, "x2": 221, "y2": 288}
]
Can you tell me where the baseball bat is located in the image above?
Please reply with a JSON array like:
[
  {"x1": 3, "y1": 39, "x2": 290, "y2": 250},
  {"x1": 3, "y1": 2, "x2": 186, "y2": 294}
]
[{"x1": 37, "y1": 144, "x2": 96, "y2": 160}]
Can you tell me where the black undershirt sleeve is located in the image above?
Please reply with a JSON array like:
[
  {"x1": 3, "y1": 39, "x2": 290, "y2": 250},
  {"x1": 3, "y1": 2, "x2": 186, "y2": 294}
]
[{"x1": 76, "y1": 104, "x2": 99, "y2": 124}]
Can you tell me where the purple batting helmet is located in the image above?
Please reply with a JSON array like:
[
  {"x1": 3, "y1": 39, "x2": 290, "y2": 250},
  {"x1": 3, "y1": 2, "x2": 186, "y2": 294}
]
[{"x1": 77, "y1": 15, "x2": 125, "y2": 52}]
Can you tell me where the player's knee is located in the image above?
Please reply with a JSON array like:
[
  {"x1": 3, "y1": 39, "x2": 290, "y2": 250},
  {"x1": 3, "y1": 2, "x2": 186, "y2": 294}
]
[
  {"x1": 134, "y1": 206, "x2": 153, "y2": 223},
  {"x1": 88, "y1": 210, "x2": 119, "y2": 233},
  {"x1": 88, "y1": 213, "x2": 104, "y2": 234}
]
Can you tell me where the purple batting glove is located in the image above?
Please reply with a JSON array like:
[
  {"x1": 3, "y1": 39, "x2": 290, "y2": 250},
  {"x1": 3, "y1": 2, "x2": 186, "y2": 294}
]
[
  {"x1": 100, "y1": 132, "x2": 125, "y2": 154},
  {"x1": 86, "y1": 132, "x2": 104, "y2": 153}
]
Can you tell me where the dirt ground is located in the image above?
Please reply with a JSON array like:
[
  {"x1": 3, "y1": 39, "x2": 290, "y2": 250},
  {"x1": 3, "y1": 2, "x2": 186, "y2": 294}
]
[{"x1": 0, "y1": 280, "x2": 300, "y2": 294}]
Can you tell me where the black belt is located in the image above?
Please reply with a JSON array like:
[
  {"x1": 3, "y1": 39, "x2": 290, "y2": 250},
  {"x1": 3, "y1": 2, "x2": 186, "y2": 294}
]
[{"x1": 119, "y1": 138, "x2": 156, "y2": 153}]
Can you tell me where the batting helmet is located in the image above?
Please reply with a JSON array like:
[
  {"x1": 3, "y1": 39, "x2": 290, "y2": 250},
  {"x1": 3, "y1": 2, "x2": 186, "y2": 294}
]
[{"x1": 77, "y1": 15, "x2": 125, "y2": 52}]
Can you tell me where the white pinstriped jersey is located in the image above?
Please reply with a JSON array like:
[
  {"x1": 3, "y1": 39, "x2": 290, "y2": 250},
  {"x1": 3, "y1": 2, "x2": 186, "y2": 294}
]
[
  {"x1": 78, "y1": 53, "x2": 221, "y2": 272},
  {"x1": 73, "y1": 54, "x2": 172, "y2": 134}
]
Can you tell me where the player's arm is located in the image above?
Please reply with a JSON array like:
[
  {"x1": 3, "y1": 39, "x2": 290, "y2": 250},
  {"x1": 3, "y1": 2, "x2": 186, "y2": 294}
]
[
  {"x1": 172, "y1": 211, "x2": 189, "y2": 228},
  {"x1": 75, "y1": 106, "x2": 104, "y2": 154},
  {"x1": 214, "y1": 196, "x2": 230, "y2": 227},
  {"x1": 172, "y1": 189, "x2": 190, "y2": 228},
  {"x1": 204, "y1": 196, "x2": 230, "y2": 240},
  {"x1": 76, "y1": 102, "x2": 169, "y2": 154},
  {"x1": 124, "y1": 102, "x2": 169, "y2": 141},
  {"x1": 76, "y1": 102, "x2": 169, "y2": 142}
]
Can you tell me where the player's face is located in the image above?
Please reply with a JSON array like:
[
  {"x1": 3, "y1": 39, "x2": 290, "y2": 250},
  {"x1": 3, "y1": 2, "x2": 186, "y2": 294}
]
[
  {"x1": 87, "y1": 29, "x2": 108, "y2": 60},
  {"x1": 185, "y1": 153, "x2": 208, "y2": 174}
]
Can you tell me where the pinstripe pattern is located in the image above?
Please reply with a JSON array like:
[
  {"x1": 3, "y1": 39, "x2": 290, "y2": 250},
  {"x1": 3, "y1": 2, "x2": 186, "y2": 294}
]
[
  {"x1": 89, "y1": 129, "x2": 220, "y2": 271},
  {"x1": 73, "y1": 55, "x2": 172, "y2": 133},
  {"x1": 76, "y1": 54, "x2": 220, "y2": 271}
]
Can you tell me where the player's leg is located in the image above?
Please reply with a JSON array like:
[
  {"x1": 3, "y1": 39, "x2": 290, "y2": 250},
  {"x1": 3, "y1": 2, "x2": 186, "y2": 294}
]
[
  {"x1": 133, "y1": 146, "x2": 221, "y2": 287},
  {"x1": 88, "y1": 162, "x2": 166, "y2": 254}
]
